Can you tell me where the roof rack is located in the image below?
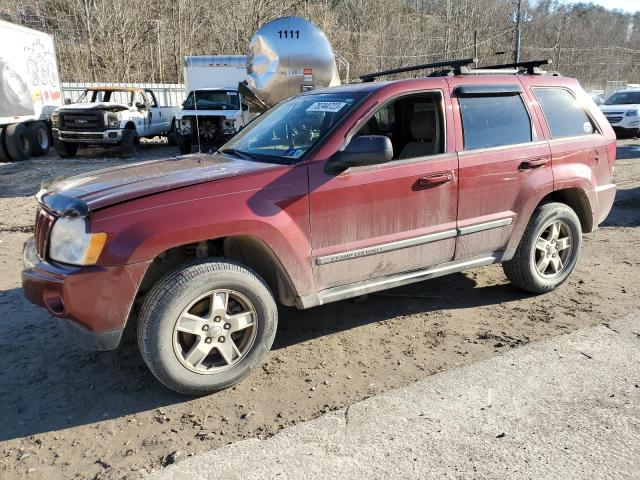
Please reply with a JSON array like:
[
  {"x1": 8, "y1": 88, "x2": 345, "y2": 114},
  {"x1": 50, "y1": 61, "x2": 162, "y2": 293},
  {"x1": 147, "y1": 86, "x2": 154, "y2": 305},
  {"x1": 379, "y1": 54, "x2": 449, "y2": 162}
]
[
  {"x1": 476, "y1": 59, "x2": 552, "y2": 75},
  {"x1": 360, "y1": 58, "x2": 476, "y2": 82}
]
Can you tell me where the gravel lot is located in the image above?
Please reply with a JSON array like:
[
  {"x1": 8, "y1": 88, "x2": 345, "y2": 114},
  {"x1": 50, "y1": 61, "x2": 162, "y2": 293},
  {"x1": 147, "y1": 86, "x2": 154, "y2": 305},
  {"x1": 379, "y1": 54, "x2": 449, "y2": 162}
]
[{"x1": 0, "y1": 140, "x2": 639, "y2": 479}]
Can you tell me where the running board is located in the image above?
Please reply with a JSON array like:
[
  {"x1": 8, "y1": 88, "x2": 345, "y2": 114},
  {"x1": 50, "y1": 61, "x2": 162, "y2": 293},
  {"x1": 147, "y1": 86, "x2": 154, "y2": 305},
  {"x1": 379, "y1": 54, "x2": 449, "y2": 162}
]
[{"x1": 297, "y1": 253, "x2": 501, "y2": 308}]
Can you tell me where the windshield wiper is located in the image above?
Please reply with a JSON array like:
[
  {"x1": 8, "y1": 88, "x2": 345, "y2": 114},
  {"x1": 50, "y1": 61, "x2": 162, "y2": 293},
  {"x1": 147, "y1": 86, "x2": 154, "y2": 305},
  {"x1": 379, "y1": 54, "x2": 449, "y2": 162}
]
[{"x1": 222, "y1": 148, "x2": 254, "y2": 160}]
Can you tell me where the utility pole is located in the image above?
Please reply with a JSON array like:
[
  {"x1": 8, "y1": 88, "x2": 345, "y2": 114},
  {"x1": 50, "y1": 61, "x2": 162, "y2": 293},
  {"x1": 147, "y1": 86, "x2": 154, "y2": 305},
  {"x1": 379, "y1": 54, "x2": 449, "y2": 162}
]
[
  {"x1": 473, "y1": 30, "x2": 478, "y2": 67},
  {"x1": 514, "y1": 0, "x2": 522, "y2": 63},
  {"x1": 84, "y1": 0, "x2": 96, "y2": 82}
]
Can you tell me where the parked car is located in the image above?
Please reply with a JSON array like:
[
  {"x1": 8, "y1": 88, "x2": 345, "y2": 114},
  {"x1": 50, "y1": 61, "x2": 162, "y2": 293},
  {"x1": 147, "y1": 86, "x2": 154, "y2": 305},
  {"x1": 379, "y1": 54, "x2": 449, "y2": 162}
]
[
  {"x1": 0, "y1": 20, "x2": 62, "y2": 161},
  {"x1": 175, "y1": 56, "x2": 258, "y2": 154},
  {"x1": 22, "y1": 59, "x2": 616, "y2": 395},
  {"x1": 599, "y1": 88, "x2": 640, "y2": 138},
  {"x1": 51, "y1": 87, "x2": 180, "y2": 158}
]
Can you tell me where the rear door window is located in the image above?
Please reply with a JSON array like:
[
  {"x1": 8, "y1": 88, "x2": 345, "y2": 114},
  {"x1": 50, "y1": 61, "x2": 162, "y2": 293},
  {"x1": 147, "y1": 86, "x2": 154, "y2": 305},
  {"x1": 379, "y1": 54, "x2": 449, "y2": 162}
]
[
  {"x1": 459, "y1": 94, "x2": 532, "y2": 150},
  {"x1": 533, "y1": 88, "x2": 596, "y2": 138}
]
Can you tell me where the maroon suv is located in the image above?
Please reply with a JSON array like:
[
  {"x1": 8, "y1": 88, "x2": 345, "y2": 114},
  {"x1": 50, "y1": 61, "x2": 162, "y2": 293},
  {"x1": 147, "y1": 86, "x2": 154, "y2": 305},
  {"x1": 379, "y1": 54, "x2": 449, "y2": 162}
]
[{"x1": 22, "y1": 59, "x2": 617, "y2": 394}]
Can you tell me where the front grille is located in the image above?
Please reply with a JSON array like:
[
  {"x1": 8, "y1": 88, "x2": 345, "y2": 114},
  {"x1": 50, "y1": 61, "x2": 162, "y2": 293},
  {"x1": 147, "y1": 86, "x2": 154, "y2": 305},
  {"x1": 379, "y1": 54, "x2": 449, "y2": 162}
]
[
  {"x1": 34, "y1": 208, "x2": 56, "y2": 260},
  {"x1": 60, "y1": 111, "x2": 104, "y2": 131},
  {"x1": 59, "y1": 132, "x2": 104, "y2": 140},
  {"x1": 605, "y1": 116, "x2": 622, "y2": 124}
]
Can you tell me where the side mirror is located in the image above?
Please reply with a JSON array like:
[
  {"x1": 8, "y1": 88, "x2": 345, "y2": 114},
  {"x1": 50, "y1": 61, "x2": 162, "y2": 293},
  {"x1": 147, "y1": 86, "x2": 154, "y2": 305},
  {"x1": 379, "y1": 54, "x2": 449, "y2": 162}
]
[
  {"x1": 241, "y1": 102, "x2": 248, "y2": 112},
  {"x1": 325, "y1": 135, "x2": 393, "y2": 174},
  {"x1": 135, "y1": 102, "x2": 146, "y2": 109}
]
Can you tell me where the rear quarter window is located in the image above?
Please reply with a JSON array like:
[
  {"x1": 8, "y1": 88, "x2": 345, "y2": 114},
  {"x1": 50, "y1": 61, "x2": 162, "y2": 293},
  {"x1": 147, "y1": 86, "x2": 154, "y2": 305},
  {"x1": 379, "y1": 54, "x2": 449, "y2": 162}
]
[
  {"x1": 533, "y1": 88, "x2": 596, "y2": 138},
  {"x1": 459, "y1": 95, "x2": 532, "y2": 150}
]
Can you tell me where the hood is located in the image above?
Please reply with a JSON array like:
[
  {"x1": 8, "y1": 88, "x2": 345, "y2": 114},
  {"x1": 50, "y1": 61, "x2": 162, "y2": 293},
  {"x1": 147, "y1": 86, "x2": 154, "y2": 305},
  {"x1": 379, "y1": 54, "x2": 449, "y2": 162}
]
[
  {"x1": 600, "y1": 104, "x2": 640, "y2": 112},
  {"x1": 178, "y1": 108, "x2": 241, "y2": 118},
  {"x1": 58, "y1": 102, "x2": 130, "y2": 112},
  {"x1": 42, "y1": 153, "x2": 281, "y2": 211}
]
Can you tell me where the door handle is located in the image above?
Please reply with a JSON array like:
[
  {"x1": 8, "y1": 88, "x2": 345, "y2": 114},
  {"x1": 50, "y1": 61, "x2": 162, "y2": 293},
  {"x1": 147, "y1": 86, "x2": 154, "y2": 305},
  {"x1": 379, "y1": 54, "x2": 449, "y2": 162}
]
[
  {"x1": 518, "y1": 157, "x2": 548, "y2": 170},
  {"x1": 415, "y1": 173, "x2": 453, "y2": 190}
]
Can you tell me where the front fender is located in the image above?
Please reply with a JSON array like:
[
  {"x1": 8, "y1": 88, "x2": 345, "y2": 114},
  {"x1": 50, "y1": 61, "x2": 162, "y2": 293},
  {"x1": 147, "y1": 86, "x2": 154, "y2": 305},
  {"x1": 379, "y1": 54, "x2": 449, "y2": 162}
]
[{"x1": 89, "y1": 166, "x2": 315, "y2": 297}]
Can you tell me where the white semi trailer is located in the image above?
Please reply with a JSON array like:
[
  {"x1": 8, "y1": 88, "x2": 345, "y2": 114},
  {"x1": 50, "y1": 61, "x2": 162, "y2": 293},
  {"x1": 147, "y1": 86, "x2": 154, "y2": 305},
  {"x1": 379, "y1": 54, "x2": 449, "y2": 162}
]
[{"x1": 0, "y1": 20, "x2": 62, "y2": 161}]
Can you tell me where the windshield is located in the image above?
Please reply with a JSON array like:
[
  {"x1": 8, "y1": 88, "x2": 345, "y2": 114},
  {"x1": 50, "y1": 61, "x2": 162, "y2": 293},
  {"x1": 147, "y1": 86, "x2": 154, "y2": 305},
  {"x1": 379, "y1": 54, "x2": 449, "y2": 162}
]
[
  {"x1": 604, "y1": 91, "x2": 640, "y2": 105},
  {"x1": 183, "y1": 90, "x2": 240, "y2": 110},
  {"x1": 75, "y1": 90, "x2": 138, "y2": 105},
  {"x1": 221, "y1": 92, "x2": 367, "y2": 163}
]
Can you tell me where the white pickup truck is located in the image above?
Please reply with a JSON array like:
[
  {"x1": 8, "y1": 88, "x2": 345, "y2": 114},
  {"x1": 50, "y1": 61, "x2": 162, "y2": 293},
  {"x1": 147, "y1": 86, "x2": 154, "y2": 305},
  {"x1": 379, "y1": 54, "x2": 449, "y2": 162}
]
[{"x1": 51, "y1": 87, "x2": 179, "y2": 158}]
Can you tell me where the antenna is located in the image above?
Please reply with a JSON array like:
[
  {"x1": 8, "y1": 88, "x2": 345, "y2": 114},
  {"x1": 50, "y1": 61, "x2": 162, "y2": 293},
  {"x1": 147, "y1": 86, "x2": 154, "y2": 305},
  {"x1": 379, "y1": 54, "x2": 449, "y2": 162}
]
[{"x1": 360, "y1": 58, "x2": 476, "y2": 82}]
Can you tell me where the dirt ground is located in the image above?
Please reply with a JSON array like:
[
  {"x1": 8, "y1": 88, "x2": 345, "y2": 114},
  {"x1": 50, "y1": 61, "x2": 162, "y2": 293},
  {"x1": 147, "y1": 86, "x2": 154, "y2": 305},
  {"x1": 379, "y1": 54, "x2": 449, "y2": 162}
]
[{"x1": 0, "y1": 140, "x2": 639, "y2": 479}]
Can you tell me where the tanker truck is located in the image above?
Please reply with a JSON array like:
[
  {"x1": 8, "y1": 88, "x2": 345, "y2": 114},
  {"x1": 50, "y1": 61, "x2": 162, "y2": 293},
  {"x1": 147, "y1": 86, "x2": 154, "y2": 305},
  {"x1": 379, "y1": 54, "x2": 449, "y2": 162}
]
[
  {"x1": 175, "y1": 17, "x2": 342, "y2": 154},
  {"x1": 0, "y1": 20, "x2": 62, "y2": 161}
]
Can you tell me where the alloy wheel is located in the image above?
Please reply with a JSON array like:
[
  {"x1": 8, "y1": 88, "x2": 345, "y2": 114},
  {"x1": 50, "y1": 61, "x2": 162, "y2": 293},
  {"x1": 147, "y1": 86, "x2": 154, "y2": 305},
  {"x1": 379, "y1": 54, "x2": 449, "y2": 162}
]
[
  {"x1": 172, "y1": 289, "x2": 258, "y2": 374},
  {"x1": 533, "y1": 219, "x2": 573, "y2": 278}
]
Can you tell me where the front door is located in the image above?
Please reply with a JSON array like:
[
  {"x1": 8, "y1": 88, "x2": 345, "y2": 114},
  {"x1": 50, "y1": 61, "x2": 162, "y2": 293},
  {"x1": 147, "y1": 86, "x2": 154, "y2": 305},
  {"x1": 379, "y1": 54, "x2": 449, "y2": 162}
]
[{"x1": 308, "y1": 90, "x2": 458, "y2": 292}]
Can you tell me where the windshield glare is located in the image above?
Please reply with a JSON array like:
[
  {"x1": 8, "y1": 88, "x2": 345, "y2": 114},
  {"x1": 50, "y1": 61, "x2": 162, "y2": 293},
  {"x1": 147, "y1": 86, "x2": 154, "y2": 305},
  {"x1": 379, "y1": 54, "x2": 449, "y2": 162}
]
[
  {"x1": 604, "y1": 91, "x2": 640, "y2": 105},
  {"x1": 222, "y1": 93, "x2": 365, "y2": 163},
  {"x1": 184, "y1": 90, "x2": 240, "y2": 110}
]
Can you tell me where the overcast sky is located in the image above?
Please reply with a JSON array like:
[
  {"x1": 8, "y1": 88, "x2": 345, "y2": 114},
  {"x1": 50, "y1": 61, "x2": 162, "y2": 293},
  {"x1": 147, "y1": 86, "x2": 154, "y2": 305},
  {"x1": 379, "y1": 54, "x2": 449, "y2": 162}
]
[{"x1": 559, "y1": 0, "x2": 639, "y2": 13}]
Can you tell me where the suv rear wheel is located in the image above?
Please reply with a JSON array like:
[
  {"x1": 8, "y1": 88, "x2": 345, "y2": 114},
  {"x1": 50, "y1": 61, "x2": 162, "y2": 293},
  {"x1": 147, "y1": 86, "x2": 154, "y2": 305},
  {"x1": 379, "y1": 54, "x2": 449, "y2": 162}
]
[
  {"x1": 503, "y1": 202, "x2": 582, "y2": 293},
  {"x1": 137, "y1": 259, "x2": 277, "y2": 395}
]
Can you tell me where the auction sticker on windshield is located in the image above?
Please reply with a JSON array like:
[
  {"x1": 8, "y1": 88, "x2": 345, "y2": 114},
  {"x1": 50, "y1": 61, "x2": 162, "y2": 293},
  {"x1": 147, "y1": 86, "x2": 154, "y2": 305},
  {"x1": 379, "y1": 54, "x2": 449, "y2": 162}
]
[{"x1": 306, "y1": 102, "x2": 347, "y2": 113}]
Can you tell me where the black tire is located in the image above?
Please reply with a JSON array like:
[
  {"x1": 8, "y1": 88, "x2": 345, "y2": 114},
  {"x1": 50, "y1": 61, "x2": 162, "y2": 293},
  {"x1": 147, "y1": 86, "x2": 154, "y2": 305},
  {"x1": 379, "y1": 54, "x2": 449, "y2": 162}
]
[
  {"x1": 0, "y1": 127, "x2": 9, "y2": 162},
  {"x1": 178, "y1": 135, "x2": 192, "y2": 154},
  {"x1": 166, "y1": 122, "x2": 179, "y2": 146},
  {"x1": 503, "y1": 202, "x2": 582, "y2": 294},
  {"x1": 137, "y1": 258, "x2": 278, "y2": 395},
  {"x1": 53, "y1": 137, "x2": 78, "y2": 158},
  {"x1": 28, "y1": 121, "x2": 50, "y2": 156},
  {"x1": 4, "y1": 123, "x2": 31, "y2": 161},
  {"x1": 120, "y1": 129, "x2": 139, "y2": 158}
]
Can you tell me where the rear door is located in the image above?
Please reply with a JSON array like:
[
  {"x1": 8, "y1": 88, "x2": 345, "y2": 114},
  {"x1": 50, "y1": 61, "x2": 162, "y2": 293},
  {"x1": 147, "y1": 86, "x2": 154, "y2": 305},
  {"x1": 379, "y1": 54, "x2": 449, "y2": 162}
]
[
  {"x1": 449, "y1": 78, "x2": 553, "y2": 260},
  {"x1": 308, "y1": 87, "x2": 458, "y2": 292},
  {"x1": 145, "y1": 90, "x2": 166, "y2": 133},
  {"x1": 524, "y1": 82, "x2": 614, "y2": 225}
]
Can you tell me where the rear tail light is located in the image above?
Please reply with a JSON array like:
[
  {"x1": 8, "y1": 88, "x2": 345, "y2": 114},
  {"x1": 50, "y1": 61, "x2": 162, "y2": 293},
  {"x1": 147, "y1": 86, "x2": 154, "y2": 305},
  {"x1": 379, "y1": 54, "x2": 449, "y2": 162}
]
[{"x1": 606, "y1": 140, "x2": 616, "y2": 176}]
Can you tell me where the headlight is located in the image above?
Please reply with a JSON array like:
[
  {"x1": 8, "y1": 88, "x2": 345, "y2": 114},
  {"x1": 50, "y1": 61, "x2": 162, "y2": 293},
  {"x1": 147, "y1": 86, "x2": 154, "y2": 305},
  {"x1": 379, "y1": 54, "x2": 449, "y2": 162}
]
[
  {"x1": 180, "y1": 118, "x2": 192, "y2": 133},
  {"x1": 105, "y1": 112, "x2": 121, "y2": 128},
  {"x1": 51, "y1": 111, "x2": 59, "y2": 127},
  {"x1": 49, "y1": 216, "x2": 107, "y2": 266},
  {"x1": 223, "y1": 120, "x2": 235, "y2": 134},
  {"x1": 625, "y1": 110, "x2": 638, "y2": 117}
]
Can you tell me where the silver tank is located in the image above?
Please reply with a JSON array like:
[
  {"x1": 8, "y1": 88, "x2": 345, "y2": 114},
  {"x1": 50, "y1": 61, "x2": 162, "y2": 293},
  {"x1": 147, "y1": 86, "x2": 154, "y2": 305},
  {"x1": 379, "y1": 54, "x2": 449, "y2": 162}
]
[{"x1": 246, "y1": 16, "x2": 340, "y2": 108}]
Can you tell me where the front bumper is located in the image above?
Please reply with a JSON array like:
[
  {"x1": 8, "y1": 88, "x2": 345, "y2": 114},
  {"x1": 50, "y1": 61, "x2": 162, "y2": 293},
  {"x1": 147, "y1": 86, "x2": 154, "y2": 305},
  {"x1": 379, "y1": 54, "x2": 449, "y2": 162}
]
[
  {"x1": 53, "y1": 128, "x2": 124, "y2": 144},
  {"x1": 22, "y1": 249, "x2": 151, "y2": 351}
]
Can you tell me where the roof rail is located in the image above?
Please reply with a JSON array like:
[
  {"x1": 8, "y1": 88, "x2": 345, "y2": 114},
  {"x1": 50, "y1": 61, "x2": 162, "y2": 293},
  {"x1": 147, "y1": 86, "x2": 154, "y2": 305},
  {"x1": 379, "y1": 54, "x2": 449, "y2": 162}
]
[
  {"x1": 360, "y1": 58, "x2": 476, "y2": 82},
  {"x1": 476, "y1": 59, "x2": 552, "y2": 75}
]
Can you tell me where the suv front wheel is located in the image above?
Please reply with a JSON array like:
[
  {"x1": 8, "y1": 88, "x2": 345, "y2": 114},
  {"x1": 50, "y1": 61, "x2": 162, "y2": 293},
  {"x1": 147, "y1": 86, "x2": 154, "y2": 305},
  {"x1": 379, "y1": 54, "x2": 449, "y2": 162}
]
[
  {"x1": 503, "y1": 202, "x2": 582, "y2": 294},
  {"x1": 137, "y1": 259, "x2": 278, "y2": 395}
]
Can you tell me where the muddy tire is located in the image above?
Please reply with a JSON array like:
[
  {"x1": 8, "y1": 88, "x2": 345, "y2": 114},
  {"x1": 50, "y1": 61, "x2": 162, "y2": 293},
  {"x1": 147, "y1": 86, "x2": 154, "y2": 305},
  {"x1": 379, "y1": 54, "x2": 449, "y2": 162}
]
[
  {"x1": 178, "y1": 135, "x2": 192, "y2": 155},
  {"x1": 120, "y1": 129, "x2": 139, "y2": 158},
  {"x1": 28, "y1": 121, "x2": 50, "y2": 156},
  {"x1": 137, "y1": 258, "x2": 278, "y2": 395},
  {"x1": 4, "y1": 123, "x2": 31, "y2": 161},
  {"x1": 0, "y1": 127, "x2": 9, "y2": 162},
  {"x1": 503, "y1": 202, "x2": 582, "y2": 294},
  {"x1": 167, "y1": 123, "x2": 179, "y2": 146},
  {"x1": 53, "y1": 138, "x2": 78, "y2": 158}
]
